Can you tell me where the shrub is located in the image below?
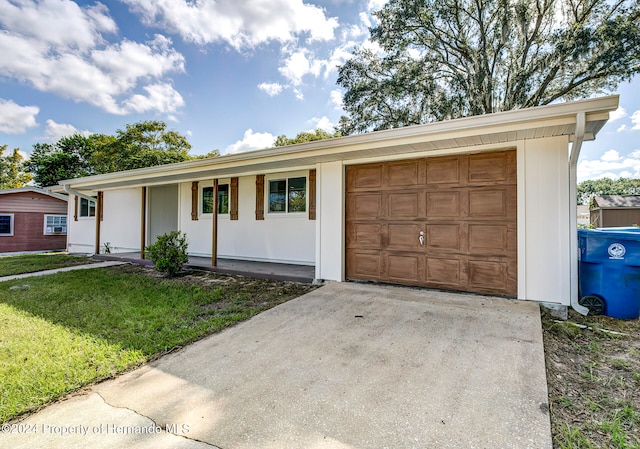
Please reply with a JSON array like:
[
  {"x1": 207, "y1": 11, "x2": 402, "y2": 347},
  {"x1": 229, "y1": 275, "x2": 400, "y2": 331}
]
[{"x1": 145, "y1": 231, "x2": 189, "y2": 276}]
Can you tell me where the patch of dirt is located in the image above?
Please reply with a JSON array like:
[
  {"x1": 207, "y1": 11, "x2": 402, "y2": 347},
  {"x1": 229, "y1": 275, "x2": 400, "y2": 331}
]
[{"x1": 542, "y1": 309, "x2": 640, "y2": 448}]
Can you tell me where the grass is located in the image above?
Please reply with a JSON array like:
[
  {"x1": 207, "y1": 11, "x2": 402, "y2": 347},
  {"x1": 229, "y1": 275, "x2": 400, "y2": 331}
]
[
  {"x1": 0, "y1": 253, "x2": 95, "y2": 276},
  {"x1": 0, "y1": 265, "x2": 316, "y2": 422},
  {"x1": 543, "y1": 310, "x2": 640, "y2": 449}
]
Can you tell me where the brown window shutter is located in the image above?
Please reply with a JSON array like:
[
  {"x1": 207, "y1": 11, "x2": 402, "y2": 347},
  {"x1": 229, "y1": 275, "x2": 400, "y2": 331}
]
[
  {"x1": 230, "y1": 177, "x2": 239, "y2": 220},
  {"x1": 255, "y1": 174, "x2": 264, "y2": 220},
  {"x1": 191, "y1": 181, "x2": 199, "y2": 220},
  {"x1": 309, "y1": 169, "x2": 316, "y2": 220},
  {"x1": 74, "y1": 195, "x2": 78, "y2": 221}
]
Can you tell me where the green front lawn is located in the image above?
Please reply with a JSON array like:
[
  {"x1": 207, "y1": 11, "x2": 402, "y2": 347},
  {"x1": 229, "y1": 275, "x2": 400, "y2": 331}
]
[
  {"x1": 0, "y1": 253, "x2": 95, "y2": 277},
  {"x1": 0, "y1": 265, "x2": 316, "y2": 422}
]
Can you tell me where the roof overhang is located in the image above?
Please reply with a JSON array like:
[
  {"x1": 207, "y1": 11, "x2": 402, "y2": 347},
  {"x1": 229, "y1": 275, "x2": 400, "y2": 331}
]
[
  {"x1": 0, "y1": 187, "x2": 68, "y2": 201},
  {"x1": 58, "y1": 95, "x2": 619, "y2": 192}
]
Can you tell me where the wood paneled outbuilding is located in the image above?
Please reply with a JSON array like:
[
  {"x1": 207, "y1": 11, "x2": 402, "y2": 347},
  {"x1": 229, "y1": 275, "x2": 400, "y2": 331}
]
[{"x1": 590, "y1": 195, "x2": 640, "y2": 228}]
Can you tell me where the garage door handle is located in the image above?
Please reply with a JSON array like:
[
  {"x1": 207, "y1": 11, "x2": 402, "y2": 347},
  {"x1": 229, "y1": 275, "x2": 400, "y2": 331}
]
[{"x1": 419, "y1": 231, "x2": 424, "y2": 246}]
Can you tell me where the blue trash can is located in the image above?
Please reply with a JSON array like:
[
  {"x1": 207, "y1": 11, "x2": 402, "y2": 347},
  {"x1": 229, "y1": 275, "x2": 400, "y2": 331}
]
[{"x1": 578, "y1": 227, "x2": 640, "y2": 319}]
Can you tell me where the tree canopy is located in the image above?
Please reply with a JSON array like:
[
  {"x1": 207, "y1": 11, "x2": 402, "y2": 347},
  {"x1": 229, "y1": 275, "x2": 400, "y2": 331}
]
[
  {"x1": 0, "y1": 145, "x2": 32, "y2": 189},
  {"x1": 26, "y1": 121, "x2": 194, "y2": 187},
  {"x1": 274, "y1": 129, "x2": 341, "y2": 147},
  {"x1": 337, "y1": 0, "x2": 640, "y2": 134},
  {"x1": 577, "y1": 177, "x2": 640, "y2": 205}
]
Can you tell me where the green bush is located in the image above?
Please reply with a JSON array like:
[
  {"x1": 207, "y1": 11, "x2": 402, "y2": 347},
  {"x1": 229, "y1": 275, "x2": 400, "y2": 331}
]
[{"x1": 145, "y1": 231, "x2": 189, "y2": 276}]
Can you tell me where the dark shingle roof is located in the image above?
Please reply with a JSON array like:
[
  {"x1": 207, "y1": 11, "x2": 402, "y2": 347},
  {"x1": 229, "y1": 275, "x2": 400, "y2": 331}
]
[{"x1": 593, "y1": 195, "x2": 640, "y2": 209}]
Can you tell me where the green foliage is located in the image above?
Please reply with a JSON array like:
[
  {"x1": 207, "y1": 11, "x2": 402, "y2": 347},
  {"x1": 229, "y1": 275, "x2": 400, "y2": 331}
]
[
  {"x1": 578, "y1": 177, "x2": 640, "y2": 205},
  {"x1": 145, "y1": 231, "x2": 189, "y2": 276},
  {"x1": 337, "y1": 0, "x2": 640, "y2": 134},
  {"x1": 0, "y1": 145, "x2": 32, "y2": 188},
  {"x1": 274, "y1": 128, "x2": 341, "y2": 146},
  {"x1": 26, "y1": 121, "x2": 194, "y2": 187}
]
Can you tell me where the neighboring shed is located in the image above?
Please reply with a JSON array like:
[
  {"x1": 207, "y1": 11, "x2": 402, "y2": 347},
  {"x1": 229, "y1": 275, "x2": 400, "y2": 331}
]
[
  {"x1": 590, "y1": 195, "x2": 640, "y2": 228},
  {"x1": 0, "y1": 188, "x2": 68, "y2": 253}
]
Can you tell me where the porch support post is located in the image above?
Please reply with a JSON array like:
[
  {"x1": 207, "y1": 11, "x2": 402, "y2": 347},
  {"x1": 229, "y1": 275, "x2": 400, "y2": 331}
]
[
  {"x1": 212, "y1": 179, "x2": 218, "y2": 267},
  {"x1": 140, "y1": 186, "x2": 147, "y2": 259},
  {"x1": 95, "y1": 191, "x2": 103, "y2": 255}
]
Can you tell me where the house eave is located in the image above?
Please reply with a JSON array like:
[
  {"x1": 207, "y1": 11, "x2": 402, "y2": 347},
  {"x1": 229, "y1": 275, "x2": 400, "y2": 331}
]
[{"x1": 59, "y1": 95, "x2": 619, "y2": 192}]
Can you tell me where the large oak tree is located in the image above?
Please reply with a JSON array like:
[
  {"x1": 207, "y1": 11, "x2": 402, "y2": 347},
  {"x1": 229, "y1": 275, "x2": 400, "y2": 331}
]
[{"x1": 337, "y1": 0, "x2": 640, "y2": 134}]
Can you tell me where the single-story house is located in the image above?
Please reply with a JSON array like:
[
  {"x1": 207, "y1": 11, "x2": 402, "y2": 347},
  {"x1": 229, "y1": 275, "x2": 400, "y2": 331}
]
[
  {"x1": 590, "y1": 195, "x2": 640, "y2": 228},
  {"x1": 0, "y1": 187, "x2": 68, "y2": 253},
  {"x1": 57, "y1": 95, "x2": 618, "y2": 309}
]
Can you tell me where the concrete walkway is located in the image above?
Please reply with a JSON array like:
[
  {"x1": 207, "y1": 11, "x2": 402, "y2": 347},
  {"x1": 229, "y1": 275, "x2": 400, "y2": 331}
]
[
  {"x1": 0, "y1": 261, "x2": 126, "y2": 282},
  {"x1": 1, "y1": 282, "x2": 552, "y2": 449}
]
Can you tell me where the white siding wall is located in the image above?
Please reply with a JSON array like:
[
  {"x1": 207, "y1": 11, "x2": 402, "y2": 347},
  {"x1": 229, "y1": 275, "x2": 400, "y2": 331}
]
[
  {"x1": 67, "y1": 195, "x2": 95, "y2": 254},
  {"x1": 101, "y1": 188, "x2": 142, "y2": 253},
  {"x1": 316, "y1": 161, "x2": 344, "y2": 281},
  {"x1": 519, "y1": 136, "x2": 571, "y2": 305},
  {"x1": 178, "y1": 172, "x2": 316, "y2": 265}
]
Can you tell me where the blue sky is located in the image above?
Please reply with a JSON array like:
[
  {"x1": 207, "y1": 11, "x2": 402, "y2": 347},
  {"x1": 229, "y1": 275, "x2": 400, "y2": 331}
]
[{"x1": 0, "y1": 0, "x2": 638, "y2": 182}]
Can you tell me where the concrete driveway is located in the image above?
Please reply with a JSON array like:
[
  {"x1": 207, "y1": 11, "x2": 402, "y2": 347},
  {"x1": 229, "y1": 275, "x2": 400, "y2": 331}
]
[{"x1": 2, "y1": 282, "x2": 552, "y2": 449}]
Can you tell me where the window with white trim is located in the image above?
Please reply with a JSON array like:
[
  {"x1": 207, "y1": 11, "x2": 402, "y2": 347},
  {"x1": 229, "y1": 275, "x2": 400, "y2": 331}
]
[
  {"x1": 44, "y1": 215, "x2": 67, "y2": 235},
  {"x1": 202, "y1": 184, "x2": 229, "y2": 215},
  {"x1": 268, "y1": 176, "x2": 306, "y2": 213},
  {"x1": 79, "y1": 197, "x2": 95, "y2": 217},
  {"x1": 0, "y1": 214, "x2": 14, "y2": 236}
]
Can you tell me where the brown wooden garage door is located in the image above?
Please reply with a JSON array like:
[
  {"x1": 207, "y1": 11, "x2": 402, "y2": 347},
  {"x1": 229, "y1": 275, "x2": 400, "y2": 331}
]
[{"x1": 345, "y1": 150, "x2": 517, "y2": 296}]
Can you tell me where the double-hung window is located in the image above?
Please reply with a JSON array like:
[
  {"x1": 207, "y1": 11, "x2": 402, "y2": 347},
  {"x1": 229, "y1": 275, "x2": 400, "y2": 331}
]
[
  {"x1": 269, "y1": 176, "x2": 306, "y2": 213},
  {"x1": 44, "y1": 215, "x2": 67, "y2": 235},
  {"x1": 0, "y1": 214, "x2": 14, "y2": 236},
  {"x1": 79, "y1": 197, "x2": 96, "y2": 217},
  {"x1": 202, "y1": 184, "x2": 229, "y2": 215}
]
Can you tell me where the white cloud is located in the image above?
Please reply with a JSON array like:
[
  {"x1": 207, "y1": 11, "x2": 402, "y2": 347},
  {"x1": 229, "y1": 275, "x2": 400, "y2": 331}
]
[
  {"x1": 330, "y1": 89, "x2": 343, "y2": 110},
  {"x1": 0, "y1": 1, "x2": 185, "y2": 115},
  {"x1": 123, "y1": 0, "x2": 338, "y2": 50},
  {"x1": 609, "y1": 107, "x2": 626, "y2": 122},
  {"x1": 618, "y1": 124, "x2": 627, "y2": 132},
  {"x1": 631, "y1": 110, "x2": 640, "y2": 130},
  {"x1": 600, "y1": 149, "x2": 622, "y2": 162},
  {"x1": 224, "y1": 129, "x2": 275, "y2": 154},
  {"x1": 123, "y1": 83, "x2": 185, "y2": 114},
  {"x1": 578, "y1": 150, "x2": 640, "y2": 182},
  {"x1": 0, "y1": 99, "x2": 39, "y2": 134},
  {"x1": 43, "y1": 119, "x2": 91, "y2": 142},
  {"x1": 309, "y1": 116, "x2": 335, "y2": 132},
  {"x1": 258, "y1": 82, "x2": 284, "y2": 96},
  {"x1": 278, "y1": 49, "x2": 324, "y2": 86}
]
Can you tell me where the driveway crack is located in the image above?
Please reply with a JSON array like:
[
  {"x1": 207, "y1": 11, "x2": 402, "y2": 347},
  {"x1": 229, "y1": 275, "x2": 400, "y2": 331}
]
[{"x1": 94, "y1": 392, "x2": 222, "y2": 449}]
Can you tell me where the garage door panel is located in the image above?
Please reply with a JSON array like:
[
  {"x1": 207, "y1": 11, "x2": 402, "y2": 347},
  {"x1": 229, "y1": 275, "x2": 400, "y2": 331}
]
[
  {"x1": 387, "y1": 254, "x2": 421, "y2": 282},
  {"x1": 388, "y1": 224, "x2": 422, "y2": 250},
  {"x1": 468, "y1": 260, "x2": 507, "y2": 291},
  {"x1": 349, "y1": 165, "x2": 383, "y2": 190},
  {"x1": 426, "y1": 157, "x2": 461, "y2": 184},
  {"x1": 468, "y1": 151, "x2": 516, "y2": 184},
  {"x1": 389, "y1": 192, "x2": 420, "y2": 218},
  {"x1": 347, "y1": 223, "x2": 382, "y2": 248},
  {"x1": 388, "y1": 160, "x2": 420, "y2": 186},
  {"x1": 426, "y1": 224, "x2": 461, "y2": 252},
  {"x1": 426, "y1": 191, "x2": 462, "y2": 217},
  {"x1": 468, "y1": 224, "x2": 508, "y2": 255},
  {"x1": 348, "y1": 252, "x2": 382, "y2": 279},
  {"x1": 426, "y1": 258, "x2": 461, "y2": 285},
  {"x1": 347, "y1": 194, "x2": 382, "y2": 220},
  {"x1": 469, "y1": 190, "x2": 507, "y2": 217}
]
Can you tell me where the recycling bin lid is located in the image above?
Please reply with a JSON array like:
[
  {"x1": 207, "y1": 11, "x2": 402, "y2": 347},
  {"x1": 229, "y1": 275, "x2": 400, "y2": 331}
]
[{"x1": 578, "y1": 227, "x2": 640, "y2": 241}]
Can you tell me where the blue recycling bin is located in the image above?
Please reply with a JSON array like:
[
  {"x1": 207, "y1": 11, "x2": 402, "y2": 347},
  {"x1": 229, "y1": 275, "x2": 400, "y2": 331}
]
[{"x1": 578, "y1": 227, "x2": 640, "y2": 319}]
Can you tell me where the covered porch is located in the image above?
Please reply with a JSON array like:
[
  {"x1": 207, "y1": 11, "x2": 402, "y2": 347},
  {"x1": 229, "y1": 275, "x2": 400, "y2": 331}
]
[{"x1": 94, "y1": 252, "x2": 315, "y2": 283}]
